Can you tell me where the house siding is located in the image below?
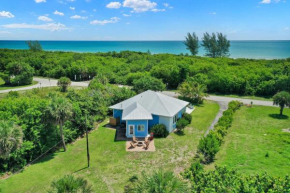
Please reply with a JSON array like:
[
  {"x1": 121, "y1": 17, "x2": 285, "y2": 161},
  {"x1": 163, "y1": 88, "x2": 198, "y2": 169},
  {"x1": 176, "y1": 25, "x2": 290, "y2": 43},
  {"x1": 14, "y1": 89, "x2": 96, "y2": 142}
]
[
  {"x1": 148, "y1": 114, "x2": 159, "y2": 128},
  {"x1": 126, "y1": 120, "x2": 148, "y2": 138},
  {"x1": 113, "y1": 109, "x2": 125, "y2": 123}
]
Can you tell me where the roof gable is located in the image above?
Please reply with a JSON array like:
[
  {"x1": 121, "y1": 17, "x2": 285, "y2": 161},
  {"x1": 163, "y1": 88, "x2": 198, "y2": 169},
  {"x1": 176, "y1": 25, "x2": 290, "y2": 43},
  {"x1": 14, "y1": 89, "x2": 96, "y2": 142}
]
[{"x1": 110, "y1": 90, "x2": 189, "y2": 117}]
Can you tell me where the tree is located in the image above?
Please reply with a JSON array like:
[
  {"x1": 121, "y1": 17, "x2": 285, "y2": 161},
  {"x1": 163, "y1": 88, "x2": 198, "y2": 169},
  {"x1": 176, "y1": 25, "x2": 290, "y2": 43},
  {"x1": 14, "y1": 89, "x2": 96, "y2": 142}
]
[
  {"x1": 26, "y1": 40, "x2": 43, "y2": 52},
  {"x1": 48, "y1": 174, "x2": 93, "y2": 193},
  {"x1": 273, "y1": 91, "x2": 290, "y2": 115},
  {"x1": 47, "y1": 96, "x2": 73, "y2": 152},
  {"x1": 126, "y1": 170, "x2": 189, "y2": 193},
  {"x1": 132, "y1": 76, "x2": 166, "y2": 93},
  {"x1": 184, "y1": 32, "x2": 199, "y2": 56},
  {"x1": 178, "y1": 80, "x2": 209, "y2": 104},
  {"x1": 5, "y1": 62, "x2": 34, "y2": 86},
  {"x1": 57, "y1": 77, "x2": 71, "y2": 92},
  {"x1": 0, "y1": 121, "x2": 23, "y2": 159},
  {"x1": 201, "y1": 32, "x2": 230, "y2": 58}
]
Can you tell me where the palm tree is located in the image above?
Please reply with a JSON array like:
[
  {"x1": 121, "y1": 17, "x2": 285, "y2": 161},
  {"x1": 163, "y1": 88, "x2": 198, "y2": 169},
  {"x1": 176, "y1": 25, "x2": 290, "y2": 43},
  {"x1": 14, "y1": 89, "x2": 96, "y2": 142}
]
[
  {"x1": 47, "y1": 96, "x2": 72, "y2": 152},
  {"x1": 0, "y1": 121, "x2": 23, "y2": 159},
  {"x1": 129, "y1": 170, "x2": 189, "y2": 193},
  {"x1": 48, "y1": 174, "x2": 93, "y2": 193},
  {"x1": 273, "y1": 91, "x2": 290, "y2": 115},
  {"x1": 178, "y1": 80, "x2": 209, "y2": 104}
]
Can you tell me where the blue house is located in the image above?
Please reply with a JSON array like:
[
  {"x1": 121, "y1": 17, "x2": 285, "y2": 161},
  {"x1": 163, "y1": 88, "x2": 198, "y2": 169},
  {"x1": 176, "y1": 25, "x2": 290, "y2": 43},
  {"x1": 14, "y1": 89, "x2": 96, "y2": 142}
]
[{"x1": 110, "y1": 90, "x2": 189, "y2": 138}]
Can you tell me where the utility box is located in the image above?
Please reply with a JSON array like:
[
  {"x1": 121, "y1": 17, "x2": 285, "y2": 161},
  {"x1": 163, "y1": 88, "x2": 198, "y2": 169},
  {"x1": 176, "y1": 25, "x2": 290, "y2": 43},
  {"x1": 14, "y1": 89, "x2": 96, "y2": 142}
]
[{"x1": 110, "y1": 117, "x2": 120, "y2": 126}]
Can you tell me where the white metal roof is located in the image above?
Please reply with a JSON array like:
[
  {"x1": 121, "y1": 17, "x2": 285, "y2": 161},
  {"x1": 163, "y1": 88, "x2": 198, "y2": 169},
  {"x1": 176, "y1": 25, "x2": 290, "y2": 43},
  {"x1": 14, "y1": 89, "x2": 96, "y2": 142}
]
[
  {"x1": 110, "y1": 90, "x2": 189, "y2": 117},
  {"x1": 122, "y1": 102, "x2": 153, "y2": 120}
]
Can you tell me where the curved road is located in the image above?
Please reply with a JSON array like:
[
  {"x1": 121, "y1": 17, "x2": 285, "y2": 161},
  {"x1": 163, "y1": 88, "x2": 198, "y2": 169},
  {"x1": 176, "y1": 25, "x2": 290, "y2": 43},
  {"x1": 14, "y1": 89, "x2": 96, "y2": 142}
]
[{"x1": 1, "y1": 77, "x2": 276, "y2": 135}]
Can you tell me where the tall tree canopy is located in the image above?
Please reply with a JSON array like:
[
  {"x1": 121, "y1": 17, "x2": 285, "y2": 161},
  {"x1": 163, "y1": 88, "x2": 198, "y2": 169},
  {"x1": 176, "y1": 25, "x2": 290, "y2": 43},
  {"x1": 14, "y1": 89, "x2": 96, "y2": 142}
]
[
  {"x1": 47, "y1": 95, "x2": 73, "y2": 152},
  {"x1": 184, "y1": 32, "x2": 199, "y2": 56},
  {"x1": 132, "y1": 76, "x2": 166, "y2": 93},
  {"x1": 273, "y1": 91, "x2": 290, "y2": 115},
  {"x1": 0, "y1": 121, "x2": 23, "y2": 159},
  {"x1": 26, "y1": 40, "x2": 43, "y2": 52},
  {"x1": 202, "y1": 32, "x2": 230, "y2": 58}
]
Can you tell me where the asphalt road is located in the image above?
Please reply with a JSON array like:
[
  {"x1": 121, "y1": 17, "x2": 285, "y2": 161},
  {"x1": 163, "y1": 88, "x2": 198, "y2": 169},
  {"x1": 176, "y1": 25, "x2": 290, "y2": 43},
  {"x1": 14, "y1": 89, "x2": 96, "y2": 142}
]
[{"x1": 1, "y1": 77, "x2": 276, "y2": 135}]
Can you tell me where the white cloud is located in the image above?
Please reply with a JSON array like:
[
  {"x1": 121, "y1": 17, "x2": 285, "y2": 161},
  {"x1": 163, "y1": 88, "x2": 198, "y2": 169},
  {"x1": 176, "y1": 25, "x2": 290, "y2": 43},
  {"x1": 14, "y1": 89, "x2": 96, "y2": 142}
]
[
  {"x1": 123, "y1": 14, "x2": 131, "y2": 17},
  {"x1": 93, "y1": 9, "x2": 97, "y2": 12},
  {"x1": 0, "y1": 11, "x2": 15, "y2": 18},
  {"x1": 70, "y1": 7, "x2": 75, "y2": 10},
  {"x1": 260, "y1": 0, "x2": 281, "y2": 3},
  {"x1": 106, "y1": 2, "x2": 122, "y2": 9},
  {"x1": 70, "y1": 15, "x2": 88, "y2": 19},
  {"x1": 54, "y1": 10, "x2": 64, "y2": 16},
  {"x1": 151, "y1": 8, "x2": 165, "y2": 12},
  {"x1": 0, "y1": 31, "x2": 11, "y2": 34},
  {"x1": 86, "y1": 0, "x2": 91, "y2": 2},
  {"x1": 284, "y1": 27, "x2": 289, "y2": 31},
  {"x1": 2, "y1": 23, "x2": 70, "y2": 31},
  {"x1": 38, "y1": 15, "x2": 53, "y2": 22},
  {"x1": 67, "y1": 0, "x2": 75, "y2": 2},
  {"x1": 35, "y1": 0, "x2": 46, "y2": 3},
  {"x1": 81, "y1": 10, "x2": 86, "y2": 13},
  {"x1": 163, "y1": 3, "x2": 169, "y2": 7},
  {"x1": 260, "y1": 0, "x2": 271, "y2": 3},
  {"x1": 209, "y1": 12, "x2": 217, "y2": 15},
  {"x1": 123, "y1": 0, "x2": 157, "y2": 12},
  {"x1": 90, "y1": 17, "x2": 120, "y2": 25}
]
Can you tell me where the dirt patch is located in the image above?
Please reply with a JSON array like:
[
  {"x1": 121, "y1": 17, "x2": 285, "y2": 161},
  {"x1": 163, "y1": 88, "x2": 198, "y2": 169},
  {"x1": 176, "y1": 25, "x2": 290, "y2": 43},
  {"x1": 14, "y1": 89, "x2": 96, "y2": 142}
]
[{"x1": 282, "y1": 128, "x2": 290, "y2": 133}]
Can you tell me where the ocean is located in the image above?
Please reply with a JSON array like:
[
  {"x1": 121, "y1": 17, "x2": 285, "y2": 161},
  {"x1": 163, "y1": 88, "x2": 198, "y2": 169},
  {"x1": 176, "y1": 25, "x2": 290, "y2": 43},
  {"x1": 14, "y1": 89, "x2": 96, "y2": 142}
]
[{"x1": 0, "y1": 40, "x2": 290, "y2": 59}]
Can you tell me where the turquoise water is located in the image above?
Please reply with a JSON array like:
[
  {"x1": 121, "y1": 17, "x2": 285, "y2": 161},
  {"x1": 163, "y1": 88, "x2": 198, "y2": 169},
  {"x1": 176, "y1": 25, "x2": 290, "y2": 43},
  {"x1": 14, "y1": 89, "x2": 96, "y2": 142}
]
[{"x1": 0, "y1": 40, "x2": 290, "y2": 59}]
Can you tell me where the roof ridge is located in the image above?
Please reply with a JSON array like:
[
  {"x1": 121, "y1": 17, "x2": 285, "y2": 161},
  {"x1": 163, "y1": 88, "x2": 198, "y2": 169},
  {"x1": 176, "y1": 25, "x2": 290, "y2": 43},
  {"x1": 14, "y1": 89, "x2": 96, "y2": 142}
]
[{"x1": 155, "y1": 92, "x2": 171, "y2": 116}]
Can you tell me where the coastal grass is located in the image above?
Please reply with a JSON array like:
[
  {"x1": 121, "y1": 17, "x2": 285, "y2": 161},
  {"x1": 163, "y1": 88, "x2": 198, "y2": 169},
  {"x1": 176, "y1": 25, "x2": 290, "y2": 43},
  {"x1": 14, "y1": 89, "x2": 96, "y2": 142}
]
[
  {"x1": 206, "y1": 105, "x2": 290, "y2": 177},
  {"x1": 209, "y1": 93, "x2": 273, "y2": 101},
  {"x1": 0, "y1": 101, "x2": 219, "y2": 193},
  {"x1": 0, "y1": 80, "x2": 38, "y2": 91}
]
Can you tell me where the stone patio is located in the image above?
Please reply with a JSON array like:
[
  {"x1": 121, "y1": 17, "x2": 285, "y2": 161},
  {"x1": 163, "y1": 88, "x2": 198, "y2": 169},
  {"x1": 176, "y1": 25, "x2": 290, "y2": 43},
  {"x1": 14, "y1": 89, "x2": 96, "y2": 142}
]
[{"x1": 126, "y1": 139, "x2": 155, "y2": 152}]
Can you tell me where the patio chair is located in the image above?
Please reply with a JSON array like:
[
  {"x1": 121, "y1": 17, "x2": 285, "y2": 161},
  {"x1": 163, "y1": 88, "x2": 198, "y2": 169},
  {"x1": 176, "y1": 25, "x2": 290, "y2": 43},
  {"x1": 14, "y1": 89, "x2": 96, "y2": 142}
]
[
  {"x1": 133, "y1": 136, "x2": 138, "y2": 143},
  {"x1": 143, "y1": 141, "x2": 150, "y2": 150},
  {"x1": 129, "y1": 141, "x2": 137, "y2": 148}
]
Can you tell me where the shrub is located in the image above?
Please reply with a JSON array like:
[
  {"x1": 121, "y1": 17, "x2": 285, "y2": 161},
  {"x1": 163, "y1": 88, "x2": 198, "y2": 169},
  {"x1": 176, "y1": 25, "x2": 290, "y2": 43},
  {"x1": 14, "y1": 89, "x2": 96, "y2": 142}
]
[
  {"x1": 57, "y1": 77, "x2": 71, "y2": 92},
  {"x1": 132, "y1": 76, "x2": 166, "y2": 93},
  {"x1": 197, "y1": 132, "x2": 220, "y2": 163},
  {"x1": 150, "y1": 124, "x2": 169, "y2": 138},
  {"x1": 183, "y1": 113, "x2": 192, "y2": 123},
  {"x1": 176, "y1": 118, "x2": 189, "y2": 133},
  {"x1": 48, "y1": 174, "x2": 93, "y2": 193}
]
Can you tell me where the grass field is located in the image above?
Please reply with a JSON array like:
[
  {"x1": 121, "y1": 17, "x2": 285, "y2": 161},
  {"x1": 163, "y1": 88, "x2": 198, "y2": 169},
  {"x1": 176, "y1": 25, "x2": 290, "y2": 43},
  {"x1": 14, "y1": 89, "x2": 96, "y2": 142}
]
[
  {"x1": 0, "y1": 81, "x2": 38, "y2": 91},
  {"x1": 0, "y1": 101, "x2": 219, "y2": 193},
  {"x1": 207, "y1": 105, "x2": 290, "y2": 177}
]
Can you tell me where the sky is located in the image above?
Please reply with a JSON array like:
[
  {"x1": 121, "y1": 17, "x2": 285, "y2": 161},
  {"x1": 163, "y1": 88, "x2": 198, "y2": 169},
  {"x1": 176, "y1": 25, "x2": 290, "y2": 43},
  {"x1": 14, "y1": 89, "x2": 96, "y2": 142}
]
[{"x1": 0, "y1": 0, "x2": 289, "y2": 40}]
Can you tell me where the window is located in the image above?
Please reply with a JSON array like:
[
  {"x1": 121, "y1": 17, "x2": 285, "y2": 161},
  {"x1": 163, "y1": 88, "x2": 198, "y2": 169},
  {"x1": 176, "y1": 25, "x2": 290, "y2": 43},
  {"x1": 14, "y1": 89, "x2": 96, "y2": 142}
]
[
  {"x1": 137, "y1": 125, "x2": 145, "y2": 132},
  {"x1": 129, "y1": 125, "x2": 134, "y2": 135},
  {"x1": 173, "y1": 114, "x2": 178, "y2": 124}
]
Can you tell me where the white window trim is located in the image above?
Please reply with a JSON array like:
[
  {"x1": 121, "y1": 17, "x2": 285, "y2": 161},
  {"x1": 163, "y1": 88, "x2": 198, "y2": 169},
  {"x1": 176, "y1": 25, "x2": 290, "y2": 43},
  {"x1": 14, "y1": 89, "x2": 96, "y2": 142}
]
[
  {"x1": 128, "y1": 125, "x2": 134, "y2": 136},
  {"x1": 137, "y1": 125, "x2": 145, "y2": 132},
  {"x1": 173, "y1": 114, "x2": 178, "y2": 124}
]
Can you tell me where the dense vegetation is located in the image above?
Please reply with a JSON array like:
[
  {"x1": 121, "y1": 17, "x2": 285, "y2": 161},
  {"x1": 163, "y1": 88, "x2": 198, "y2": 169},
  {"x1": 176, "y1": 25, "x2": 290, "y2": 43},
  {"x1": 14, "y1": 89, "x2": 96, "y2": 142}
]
[
  {"x1": 197, "y1": 101, "x2": 242, "y2": 163},
  {"x1": 0, "y1": 49, "x2": 290, "y2": 96},
  {"x1": 0, "y1": 83, "x2": 135, "y2": 173},
  {"x1": 182, "y1": 162, "x2": 290, "y2": 192}
]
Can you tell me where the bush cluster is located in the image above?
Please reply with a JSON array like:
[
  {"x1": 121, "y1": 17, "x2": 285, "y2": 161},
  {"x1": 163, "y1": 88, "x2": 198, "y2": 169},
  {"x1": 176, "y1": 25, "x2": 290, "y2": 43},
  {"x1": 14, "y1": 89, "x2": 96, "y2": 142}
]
[
  {"x1": 176, "y1": 113, "x2": 192, "y2": 133},
  {"x1": 182, "y1": 162, "x2": 290, "y2": 192},
  {"x1": 150, "y1": 124, "x2": 169, "y2": 138},
  {"x1": 0, "y1": 49, "x2": 289, "y2": 96},
  {"x1": 197, "y1": 101, "x2": 242, "y2": 163}
]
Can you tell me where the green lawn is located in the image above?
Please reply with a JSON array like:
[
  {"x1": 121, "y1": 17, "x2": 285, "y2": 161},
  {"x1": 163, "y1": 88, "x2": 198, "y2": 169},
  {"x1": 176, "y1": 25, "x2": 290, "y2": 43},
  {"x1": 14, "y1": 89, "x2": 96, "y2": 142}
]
[
  {"x1": 0, "y1": 81, "x2": 38, "y2": 91},
  {"x1": 209, "y1": 93, "x2": 273, "y2": 101},
  {"x1": 0, "y1": 101, "x2": 219, "y2": 193},
  {"x1": 207, "y1": 105, "x2": 290, "y2": 177}
]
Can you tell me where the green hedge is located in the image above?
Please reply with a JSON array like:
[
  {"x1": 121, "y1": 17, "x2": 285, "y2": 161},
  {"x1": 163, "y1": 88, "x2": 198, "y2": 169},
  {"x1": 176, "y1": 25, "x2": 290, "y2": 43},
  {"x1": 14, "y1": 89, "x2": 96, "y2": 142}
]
[{"x1": 197, "y1": 101, "x2": 242, "y2": 163}]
